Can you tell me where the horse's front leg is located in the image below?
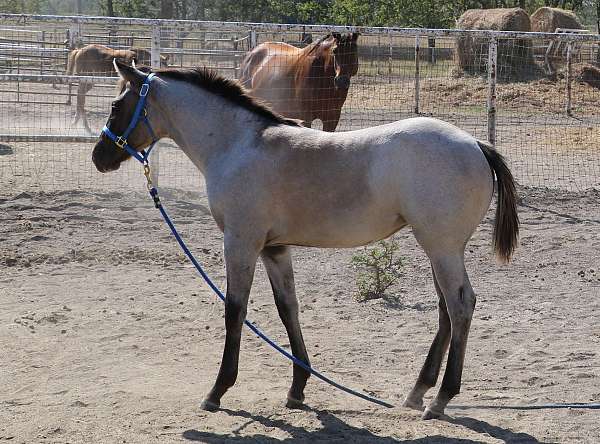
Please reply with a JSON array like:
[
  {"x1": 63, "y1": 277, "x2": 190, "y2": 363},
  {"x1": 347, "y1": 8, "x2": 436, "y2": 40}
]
[
  {"x1": 261, "y1": 246, "x2": 310, "y2": 408},
  {"x1": 200, "y1": 233, "x2": 261, "y2": 412}
]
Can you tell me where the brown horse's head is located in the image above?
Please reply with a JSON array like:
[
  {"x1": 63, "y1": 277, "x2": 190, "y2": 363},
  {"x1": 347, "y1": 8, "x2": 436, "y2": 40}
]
[
  {"x1": 93, "y1": 61, "x2": 158, "y2": 173},
  {"x1": 330, "y1": 32, "x2": 359, "y2": 90}
]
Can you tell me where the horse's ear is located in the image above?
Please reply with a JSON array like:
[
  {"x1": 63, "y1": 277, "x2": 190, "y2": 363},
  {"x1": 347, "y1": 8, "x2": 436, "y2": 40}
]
[
  {"x1": 332, "y1": 32, "x2": 341, "y2": 41},
  {"x1": 113, "y1": 58, "x2": 146, "y2": 89},
  {"x1": 351, "y1": 32, "x2": 360, "y2": 42}
]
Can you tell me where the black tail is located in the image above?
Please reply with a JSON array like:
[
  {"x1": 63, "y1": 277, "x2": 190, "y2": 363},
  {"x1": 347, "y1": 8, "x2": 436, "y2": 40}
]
[{"x1": 478, "y1": 140, "x2": 520, "y2": 263}]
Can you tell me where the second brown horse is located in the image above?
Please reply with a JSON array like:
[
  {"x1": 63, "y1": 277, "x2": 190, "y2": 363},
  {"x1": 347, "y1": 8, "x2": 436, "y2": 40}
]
[{"x1": 239, "y1": 33, "x2": 359, "y2": 131}]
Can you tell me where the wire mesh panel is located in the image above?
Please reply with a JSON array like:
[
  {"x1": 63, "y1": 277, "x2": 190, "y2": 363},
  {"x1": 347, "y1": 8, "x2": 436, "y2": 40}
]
[
  {"x1": 494, "y1": 37, "x2": 600, "y2": 190},
  {"x1": 0, "y1": 14, "x2": 599, "y2": 193}
]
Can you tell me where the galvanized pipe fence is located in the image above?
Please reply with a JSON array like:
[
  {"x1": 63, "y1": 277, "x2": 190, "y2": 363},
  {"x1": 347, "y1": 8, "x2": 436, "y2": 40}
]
[{"x1": 0, "y1": 14, "x2": 599, "y2": 192}]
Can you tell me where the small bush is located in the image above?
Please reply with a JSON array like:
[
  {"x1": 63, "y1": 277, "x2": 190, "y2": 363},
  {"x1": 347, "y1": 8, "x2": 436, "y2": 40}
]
[{"x1": 351, "y1": 238, "x2": 404, "y2": 302}]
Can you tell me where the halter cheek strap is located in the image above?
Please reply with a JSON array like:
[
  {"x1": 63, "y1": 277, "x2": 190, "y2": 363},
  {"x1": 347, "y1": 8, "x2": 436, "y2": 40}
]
[{"x1": 101, "y1": 72, "x2": 158, "y2": 164}]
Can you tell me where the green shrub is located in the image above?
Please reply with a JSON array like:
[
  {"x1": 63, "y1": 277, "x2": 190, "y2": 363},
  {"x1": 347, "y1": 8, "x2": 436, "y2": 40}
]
[{"x1": 351, "y1": 238, "x2": 404, "y2": 302}]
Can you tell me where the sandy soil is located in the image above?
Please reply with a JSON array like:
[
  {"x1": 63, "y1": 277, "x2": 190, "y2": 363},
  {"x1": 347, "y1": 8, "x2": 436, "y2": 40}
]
[{"x1": 2, "y1": 182, "x2": 599, "y2": 443}]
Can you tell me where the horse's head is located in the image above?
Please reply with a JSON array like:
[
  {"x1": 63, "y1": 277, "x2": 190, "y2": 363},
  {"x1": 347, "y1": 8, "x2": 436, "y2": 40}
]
[
  {"x1": 130, "y1": 47, "x2": 170, "y2": 67},
  {"x1": 330, "y1": 32, "x2": 359, "y2": 90},
  {"x1": 92, "y1": 60, "x2": 161, "y2": 173}
]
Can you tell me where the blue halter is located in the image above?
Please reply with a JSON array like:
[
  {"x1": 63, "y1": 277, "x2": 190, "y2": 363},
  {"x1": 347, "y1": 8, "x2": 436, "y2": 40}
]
[{"x1": 101, "y1": 72, "x2": 158, "y2": 164}]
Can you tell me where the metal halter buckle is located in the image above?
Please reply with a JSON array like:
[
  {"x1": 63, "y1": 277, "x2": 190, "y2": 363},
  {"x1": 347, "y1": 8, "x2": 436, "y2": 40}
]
[
  {"x1": 115, "y1": 136, "x2": 127, "y2": 149},
  {"x1": 140, "y1": 83, "x2": 150, "y2": 97}
]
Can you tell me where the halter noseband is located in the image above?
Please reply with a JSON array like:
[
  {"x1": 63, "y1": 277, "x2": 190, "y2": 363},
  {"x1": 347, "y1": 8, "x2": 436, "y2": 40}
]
[{"x1": 101, "y1": 72, "x2": 158, "y2": 164}]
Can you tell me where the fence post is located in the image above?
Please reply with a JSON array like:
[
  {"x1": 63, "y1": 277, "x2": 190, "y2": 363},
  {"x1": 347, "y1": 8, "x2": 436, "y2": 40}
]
[
  {"x1": 388, "y1": 34, "x2": 393, "y2": 84},
  {"x1": 39, "y1": 30, "x2": 45, "y2": 75},
  {"x1": 249, "y1": 29, "x2": 257, "y2": 50},
  {"x1": 68, "y1": 23, "x2": 81, "y2": 49},
  {"x1": 414, "y1": 35, "x2": 420, "y2": 115},
  {"x1": 565, "y1": 41, "x2": 573, "y2": 116},
  {"x1": 150, "y1": 24, "x2": 161, "y2": 187},
  {"x1": 487, "y1": 37, "x2": 497, "y2": 147}
]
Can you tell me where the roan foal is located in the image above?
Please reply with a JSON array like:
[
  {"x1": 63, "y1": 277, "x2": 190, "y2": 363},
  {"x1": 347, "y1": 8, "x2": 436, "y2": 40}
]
[{"x1": 92, "y1": 61, "x2": 519, "y2": 419}]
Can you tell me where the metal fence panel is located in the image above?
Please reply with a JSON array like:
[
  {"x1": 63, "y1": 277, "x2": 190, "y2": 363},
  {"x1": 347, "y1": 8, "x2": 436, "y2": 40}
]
[{"x1": 0, "y1": 14, "x2": 599, "y2": 192}]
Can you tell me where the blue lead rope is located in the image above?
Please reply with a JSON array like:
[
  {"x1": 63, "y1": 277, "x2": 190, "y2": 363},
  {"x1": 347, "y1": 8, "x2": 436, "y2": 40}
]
[{"x1": 148, "y1": 188, "x2": 394, "y2": 408}]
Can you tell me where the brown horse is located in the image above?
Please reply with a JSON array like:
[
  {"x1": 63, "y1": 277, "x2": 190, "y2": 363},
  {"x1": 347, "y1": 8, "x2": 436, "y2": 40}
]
[
  {"x1": 66, "y1": 44, "x2": 168, "y2": 133},
  {"x1": 239, "y1": 33, "x2": 359, "y2": 131}
]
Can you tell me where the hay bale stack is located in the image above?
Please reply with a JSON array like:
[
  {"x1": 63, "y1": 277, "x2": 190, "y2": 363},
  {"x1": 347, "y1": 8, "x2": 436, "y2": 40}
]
[
  {"x1": 530, "y1": 7, "x2": 583, "y2": 33},
  {"x1": 456, "y1": 8, "x2": 534, "y2": 79}
]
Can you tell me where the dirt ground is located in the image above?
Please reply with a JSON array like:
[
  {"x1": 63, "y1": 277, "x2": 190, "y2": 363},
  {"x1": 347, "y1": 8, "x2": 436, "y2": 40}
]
[
  {"x1": 2, "y1": 179, "x2": 599, "y2": 443},
  {"x1": 1, "y1": 46, "x2": 600, "y2": 443}
]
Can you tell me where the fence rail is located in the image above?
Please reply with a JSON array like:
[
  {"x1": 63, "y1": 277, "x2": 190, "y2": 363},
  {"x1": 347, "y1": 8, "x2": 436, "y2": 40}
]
[{"x1": 0, "y1": 14, "x2": 599, "y2": 192}]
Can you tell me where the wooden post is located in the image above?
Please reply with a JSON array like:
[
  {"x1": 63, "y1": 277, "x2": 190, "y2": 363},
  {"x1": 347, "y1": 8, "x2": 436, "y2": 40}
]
[
  {"x1": 487, "y1": 37, "x2": 497, "y2": 147},
  {"x1": 149, "y1": 24, "x2": 161, "y2": 187},
  {"x1": 249, "y1": 29, "x2": 257, "y2": 49},
  {"x1": 566, "y1": 41, "x2": 573, "y2": 116},
  {"x1": 68, "y1": 23, "x2": 81, "y2": 49},
  {"x1": 414, "y1": 35, "x2": 420, "y2": 115},
  {"x1": 388, "y1": 34, "x2": 392, "y2": 84}
]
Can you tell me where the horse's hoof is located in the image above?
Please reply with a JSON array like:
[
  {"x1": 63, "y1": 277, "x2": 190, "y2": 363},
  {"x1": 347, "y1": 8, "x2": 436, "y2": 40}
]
[
  {"x1": 402, "y1": 397, "x2": 425, "y2": 412},
  {"x1": 200, "y1": 399, "x2": 220, "y2": 412},
  {"x1": 285, "y1": 396, "x2": 304, "y2": 409},
  {"x1": 421, "y1": 407, "x2": 443, "y2": 420}
]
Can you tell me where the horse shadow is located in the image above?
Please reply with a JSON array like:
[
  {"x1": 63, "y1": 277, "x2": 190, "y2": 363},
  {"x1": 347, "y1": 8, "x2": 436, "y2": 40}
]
[{"x1": 182, "y1": 406, "x2": 544, "y2": 443}]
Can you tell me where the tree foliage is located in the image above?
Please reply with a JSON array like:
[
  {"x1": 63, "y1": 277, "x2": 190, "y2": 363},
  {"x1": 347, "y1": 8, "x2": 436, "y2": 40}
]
[{"x1": 1, "y1": 0, "x2": 596, "y2": 29}]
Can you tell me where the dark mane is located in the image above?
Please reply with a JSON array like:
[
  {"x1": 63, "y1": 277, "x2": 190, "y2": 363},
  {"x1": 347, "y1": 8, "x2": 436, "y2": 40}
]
[
  {"x1": 304, "y1": 33, "x2": 332, "y2": 56},
  {"x1": 155, "y1": 67, "x2": 301, "y2": 127}
]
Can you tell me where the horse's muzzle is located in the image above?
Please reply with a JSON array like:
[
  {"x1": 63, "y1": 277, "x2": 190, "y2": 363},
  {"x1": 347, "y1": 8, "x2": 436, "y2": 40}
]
[
  {"x1": 92, "y1": 138, "x2": 124, "y2": 173},
  {"x1": 334, "y1": 75, "x2": 351, "y2": 90}
]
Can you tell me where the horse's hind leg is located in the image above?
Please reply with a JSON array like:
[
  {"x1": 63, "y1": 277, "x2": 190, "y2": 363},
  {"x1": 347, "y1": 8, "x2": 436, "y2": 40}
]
[
  {"x1": 422, "y1": 252, "x2": 476, "y2": 420},
  {"x1": 261, "y1": 246, "x2": 311, "y2": 408},
  {"x1": 200, "y1": 235, "x2": 260, "y2": 412},
  {"x1": 72, "y1": 81, "x2": 93, "y2": 133},
  {"x1": 403, "y1": 266, "x2": 451, "y2": 411}
]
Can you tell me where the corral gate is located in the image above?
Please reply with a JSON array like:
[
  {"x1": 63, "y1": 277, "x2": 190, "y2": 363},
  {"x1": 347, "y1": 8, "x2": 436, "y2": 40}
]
[{"x1": 0, "y1": 14, "x2": 599, "y2": 192}]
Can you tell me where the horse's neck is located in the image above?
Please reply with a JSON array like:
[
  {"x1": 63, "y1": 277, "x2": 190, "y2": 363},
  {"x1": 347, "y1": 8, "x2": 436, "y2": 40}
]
[
  {"x1": 295, "y1": 45, "x2": 333, "y2": 87},
  {"x1": 155, "y1": 80, "x2": 261, "y2": 174}
]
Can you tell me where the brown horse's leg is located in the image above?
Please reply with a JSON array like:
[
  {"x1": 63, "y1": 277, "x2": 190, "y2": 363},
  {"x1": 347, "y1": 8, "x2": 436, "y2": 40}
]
[
  {"x1": 261, "y1": 246, "x2": 310, "y2": 408},
  {"x1": 73, "y1": 81, "x2": 93, "y2": 134},
  {"x1": 200, "y1": 236, "x2": 259, "y2": 412},
  {"x1": 82, "y1": 82, "x2": 94, "y2": 134},
  {"x1": 422, "y1": 254, "x2": 475, "y2": 420},
  {"x1": 403, "y1": 266, "x2": 451, "y2": 411}
]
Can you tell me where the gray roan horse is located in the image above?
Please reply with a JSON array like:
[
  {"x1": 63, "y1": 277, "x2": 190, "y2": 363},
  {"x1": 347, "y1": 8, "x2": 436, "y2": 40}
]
[{"x1": 92, "y1": 60, "x2": 519, "y2": 420}]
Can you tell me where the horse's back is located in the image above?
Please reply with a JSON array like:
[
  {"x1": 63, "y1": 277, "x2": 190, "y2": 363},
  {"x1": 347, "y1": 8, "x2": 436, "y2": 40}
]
[
  {"x1": 69, "y1": 44, "x2": 135, "y2": 75},
  {"x1": 241, "y1": 42, "x2": 301, "y2": 85},
  {"x1": 263, "y1": 117, "x2": 494, "y2": 248}
]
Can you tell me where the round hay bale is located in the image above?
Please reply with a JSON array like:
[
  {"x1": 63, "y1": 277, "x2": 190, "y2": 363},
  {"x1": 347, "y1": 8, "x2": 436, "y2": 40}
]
[
  {"x1": 530, "y1": 7, "x2": 583, "y2": 33},
  {"x1": 455, "y1": 8, "x2": 534, "y2": 80}
]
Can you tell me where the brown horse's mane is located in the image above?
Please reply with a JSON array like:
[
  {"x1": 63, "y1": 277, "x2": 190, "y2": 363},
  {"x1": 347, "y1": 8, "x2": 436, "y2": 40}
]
[
  {"x1": 294, "y1": 34, "x2": 335, "y2": 85},
  {"x1": 151, "y1": 67, "x2": 301, "y2": 127}
]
